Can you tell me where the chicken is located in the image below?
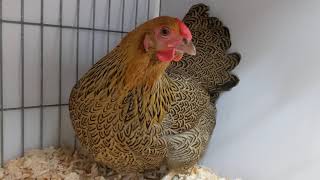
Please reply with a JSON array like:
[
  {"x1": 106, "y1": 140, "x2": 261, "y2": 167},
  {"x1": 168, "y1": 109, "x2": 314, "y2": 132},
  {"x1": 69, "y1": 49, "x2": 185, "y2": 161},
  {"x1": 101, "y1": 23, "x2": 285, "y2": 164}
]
[{"x1": 69, "y1": 3, "x2": 240, "y2": 178}]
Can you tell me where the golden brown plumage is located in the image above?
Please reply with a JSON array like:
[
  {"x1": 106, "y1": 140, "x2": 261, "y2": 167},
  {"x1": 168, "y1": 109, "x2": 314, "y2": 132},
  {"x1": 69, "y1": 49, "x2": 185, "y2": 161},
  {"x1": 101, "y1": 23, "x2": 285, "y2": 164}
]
[{"x1": 69, "y1": 3, "x2": 240, "y2": 177}]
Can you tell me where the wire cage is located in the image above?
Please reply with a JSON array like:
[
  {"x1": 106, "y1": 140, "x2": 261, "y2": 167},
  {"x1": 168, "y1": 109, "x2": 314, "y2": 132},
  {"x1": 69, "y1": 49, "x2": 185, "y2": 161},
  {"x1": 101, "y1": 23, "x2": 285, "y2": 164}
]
[{"x1": 0, "y1": 0, "x2": 161, "y2": 166}]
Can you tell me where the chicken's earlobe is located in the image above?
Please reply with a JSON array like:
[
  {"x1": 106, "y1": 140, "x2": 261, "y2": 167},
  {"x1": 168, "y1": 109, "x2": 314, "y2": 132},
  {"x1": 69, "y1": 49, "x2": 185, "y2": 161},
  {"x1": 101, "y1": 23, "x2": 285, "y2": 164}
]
[{"x1": 143, "y1": 33, "x2": 154, "y2": 52}]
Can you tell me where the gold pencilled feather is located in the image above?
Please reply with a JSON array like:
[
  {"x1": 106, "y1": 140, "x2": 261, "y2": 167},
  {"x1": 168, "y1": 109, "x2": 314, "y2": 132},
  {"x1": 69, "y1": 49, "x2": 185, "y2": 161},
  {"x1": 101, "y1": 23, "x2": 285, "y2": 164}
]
[{"x1": 69, "y1": 3, "x2": 240, "y2": 177}]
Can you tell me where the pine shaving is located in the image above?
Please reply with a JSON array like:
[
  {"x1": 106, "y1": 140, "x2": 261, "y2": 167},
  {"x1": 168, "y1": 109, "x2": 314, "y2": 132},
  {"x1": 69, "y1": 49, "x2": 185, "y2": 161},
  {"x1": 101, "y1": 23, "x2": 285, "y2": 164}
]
[{"x1": 0, "y1": 147, "x2": 240, "y2": 180}]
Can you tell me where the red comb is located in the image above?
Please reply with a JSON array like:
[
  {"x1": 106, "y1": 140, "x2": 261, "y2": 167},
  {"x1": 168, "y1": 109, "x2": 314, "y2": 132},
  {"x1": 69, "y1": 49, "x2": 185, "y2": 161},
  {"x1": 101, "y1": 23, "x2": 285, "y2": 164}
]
[{"x1": 175, "y1": 18, "x2": 192, "y2": 41}]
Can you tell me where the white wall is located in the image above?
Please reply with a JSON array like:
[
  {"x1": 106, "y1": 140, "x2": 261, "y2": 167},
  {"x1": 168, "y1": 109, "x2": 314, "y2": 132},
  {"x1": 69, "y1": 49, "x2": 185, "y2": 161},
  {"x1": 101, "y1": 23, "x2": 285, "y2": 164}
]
[{"x1": 162, "y1": 0, "x2": 320, "y2": 180}]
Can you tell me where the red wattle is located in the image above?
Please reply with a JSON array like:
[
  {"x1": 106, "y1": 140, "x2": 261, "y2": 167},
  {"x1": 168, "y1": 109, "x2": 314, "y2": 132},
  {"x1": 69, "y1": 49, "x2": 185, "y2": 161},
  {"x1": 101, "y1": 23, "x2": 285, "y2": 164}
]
[
  {"x1": 173, "y1": 53, "x2": 183, "y2": 61},
  {"x1": 156, "y1": 48, "x2": 175, "y2": 62}
]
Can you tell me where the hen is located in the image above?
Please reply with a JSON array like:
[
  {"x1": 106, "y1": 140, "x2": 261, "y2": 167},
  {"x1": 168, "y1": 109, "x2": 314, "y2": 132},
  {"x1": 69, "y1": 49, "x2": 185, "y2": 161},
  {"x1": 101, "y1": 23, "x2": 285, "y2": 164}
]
[{"x1": 69, "y1": 3, "x2": 240, "y2": 178}]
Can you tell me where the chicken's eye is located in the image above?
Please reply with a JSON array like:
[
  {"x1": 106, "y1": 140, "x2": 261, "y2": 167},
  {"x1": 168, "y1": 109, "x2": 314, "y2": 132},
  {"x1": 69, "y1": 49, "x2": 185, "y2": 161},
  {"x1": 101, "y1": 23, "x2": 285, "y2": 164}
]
[
  {"x1": 182, "y1": 38, "x2": 188, "y2": 44},
  {"x1": 160, "y1": 27, "x2": 170, "y2": 37}
]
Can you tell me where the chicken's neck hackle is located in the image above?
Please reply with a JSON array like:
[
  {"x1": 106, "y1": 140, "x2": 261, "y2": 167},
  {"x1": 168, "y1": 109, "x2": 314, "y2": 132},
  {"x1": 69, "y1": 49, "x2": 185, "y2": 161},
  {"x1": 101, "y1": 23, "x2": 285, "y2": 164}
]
[{"x1": 76, "y1": 30, "x2": 175, "y2": 128}]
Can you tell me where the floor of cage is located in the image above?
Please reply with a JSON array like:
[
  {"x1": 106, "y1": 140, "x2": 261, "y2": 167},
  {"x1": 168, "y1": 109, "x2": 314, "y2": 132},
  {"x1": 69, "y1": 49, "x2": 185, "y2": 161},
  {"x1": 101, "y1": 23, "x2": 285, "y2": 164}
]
[{"x1": 0, "y1": 147, "x2": 238, "y2": 180}]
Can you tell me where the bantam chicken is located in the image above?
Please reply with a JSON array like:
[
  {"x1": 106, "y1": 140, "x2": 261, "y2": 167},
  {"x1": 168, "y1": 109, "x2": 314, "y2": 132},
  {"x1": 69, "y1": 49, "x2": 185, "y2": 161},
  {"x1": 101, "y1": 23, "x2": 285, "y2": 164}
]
[{"x1": 69, "y1": 3, "x2": 240, "y2": 179}]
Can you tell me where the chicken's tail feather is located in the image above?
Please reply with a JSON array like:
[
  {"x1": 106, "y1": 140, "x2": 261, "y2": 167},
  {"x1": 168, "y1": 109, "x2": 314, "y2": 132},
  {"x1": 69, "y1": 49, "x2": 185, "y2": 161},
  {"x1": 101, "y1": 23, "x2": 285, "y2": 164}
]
[{"x1": 167, "y1": 3, "x2": 240, "y2": 100}]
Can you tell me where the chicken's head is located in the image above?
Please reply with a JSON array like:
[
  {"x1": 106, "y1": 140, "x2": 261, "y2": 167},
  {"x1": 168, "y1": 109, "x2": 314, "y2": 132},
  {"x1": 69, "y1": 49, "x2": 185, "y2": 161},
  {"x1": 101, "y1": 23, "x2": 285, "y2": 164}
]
[{"x1": 142, "y1": 16, "x2": 196, "y2": 62}]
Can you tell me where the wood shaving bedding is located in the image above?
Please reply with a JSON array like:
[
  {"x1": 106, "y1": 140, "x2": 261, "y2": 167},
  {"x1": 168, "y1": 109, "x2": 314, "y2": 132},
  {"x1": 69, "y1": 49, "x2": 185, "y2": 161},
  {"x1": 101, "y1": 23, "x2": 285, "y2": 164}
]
[{"x1": 0, "y1": 147, "x2": 240, "y2": 180}]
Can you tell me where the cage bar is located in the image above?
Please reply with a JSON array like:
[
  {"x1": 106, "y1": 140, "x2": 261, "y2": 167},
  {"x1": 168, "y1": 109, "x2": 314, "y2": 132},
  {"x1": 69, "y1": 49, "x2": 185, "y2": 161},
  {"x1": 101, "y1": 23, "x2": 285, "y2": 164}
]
[
  {"x1": 74, "y1": 0, "x2": 80, "y2": 150},
  {"x1": 92, "y1": 0, "x2": 96, "y2": 65},
  {"x1": 121, "y1": 0, "x2": 125, "y2": 38},
  {"x1": 2, "y1": 104, "x2": 68, "y2": 112},
  {"x1": 147, "y1": 0, "x2": 150, "y2": 20},
  {"x1": 40, "y1": 0, "x2": 44, "y2": 149},
  {"x1": 20, "y1": 0, "x2": 25, "y2": 155},
  {"x1": 0, "y1": 0, "x2": 3, "y2": 167},
  {"x1": 107, "y1": 0, "x2": 111, "y2": 53},
  {"x1": 135, "y1": 0, "x2": 138, "y2": 27},
  {"x1": 159, "y1": 0, "x2": 162, "y2": 16},
  {"x1": 58, "y1": 0, "x2": 63, "y2": 145},
  {"x1": 1, "y1": 20, "x2": 128, "y2": 34},
  {"x1": 76, "y1": 0, "x2": 80, "y2": 82}
]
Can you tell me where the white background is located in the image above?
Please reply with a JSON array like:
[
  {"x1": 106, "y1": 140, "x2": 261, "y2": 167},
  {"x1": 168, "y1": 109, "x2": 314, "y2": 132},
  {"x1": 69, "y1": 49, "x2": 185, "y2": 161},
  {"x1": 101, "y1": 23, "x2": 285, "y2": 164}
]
[{"x1": 162, "y1": 0, "x2": 320, "y2": 179}]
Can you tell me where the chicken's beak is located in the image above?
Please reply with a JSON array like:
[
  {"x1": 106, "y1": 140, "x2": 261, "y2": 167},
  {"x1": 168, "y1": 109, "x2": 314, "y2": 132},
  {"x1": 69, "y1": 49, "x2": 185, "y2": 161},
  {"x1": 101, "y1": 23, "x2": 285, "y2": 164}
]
[{"x1": 176, "y1": 40, "x2": 196, "y2": 56}]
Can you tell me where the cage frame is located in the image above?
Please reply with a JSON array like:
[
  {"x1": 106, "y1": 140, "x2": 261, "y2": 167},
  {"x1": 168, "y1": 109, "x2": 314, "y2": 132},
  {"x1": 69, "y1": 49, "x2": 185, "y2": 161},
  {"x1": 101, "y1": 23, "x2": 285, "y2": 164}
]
[{"x1": 0, "y1": 0, "x2": 162, "y2": 166}]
